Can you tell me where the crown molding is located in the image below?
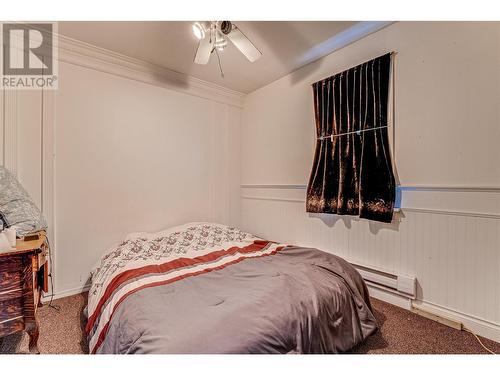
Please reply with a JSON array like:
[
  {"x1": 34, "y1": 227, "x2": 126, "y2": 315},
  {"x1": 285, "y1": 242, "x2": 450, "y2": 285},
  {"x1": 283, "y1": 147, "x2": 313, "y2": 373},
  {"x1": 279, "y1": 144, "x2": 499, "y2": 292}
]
[{"x1": 57, "y1": 34, "x2": 246, "y2": 108}]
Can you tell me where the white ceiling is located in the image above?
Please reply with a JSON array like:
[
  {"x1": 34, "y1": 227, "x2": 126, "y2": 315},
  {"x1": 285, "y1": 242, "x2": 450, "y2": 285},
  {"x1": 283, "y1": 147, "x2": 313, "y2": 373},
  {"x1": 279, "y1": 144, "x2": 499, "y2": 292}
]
[{"x1": 58, "y1": 21, "x2": 360, "y2": 94}]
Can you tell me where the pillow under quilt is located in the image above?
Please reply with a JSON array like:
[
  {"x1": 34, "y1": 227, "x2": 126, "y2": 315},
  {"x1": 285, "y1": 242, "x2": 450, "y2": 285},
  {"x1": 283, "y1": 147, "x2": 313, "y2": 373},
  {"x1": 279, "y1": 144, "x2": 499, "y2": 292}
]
[{"x1": 0, "y1": 166, "x2": 47, "y2": 236}]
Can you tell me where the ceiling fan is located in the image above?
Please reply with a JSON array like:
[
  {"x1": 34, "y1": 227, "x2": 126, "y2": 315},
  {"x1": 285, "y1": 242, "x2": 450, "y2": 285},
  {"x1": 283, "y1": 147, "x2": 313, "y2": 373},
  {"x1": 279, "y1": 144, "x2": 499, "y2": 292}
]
[{"x1": 192, "y1": 21, "x2": 262, "y2": 70}]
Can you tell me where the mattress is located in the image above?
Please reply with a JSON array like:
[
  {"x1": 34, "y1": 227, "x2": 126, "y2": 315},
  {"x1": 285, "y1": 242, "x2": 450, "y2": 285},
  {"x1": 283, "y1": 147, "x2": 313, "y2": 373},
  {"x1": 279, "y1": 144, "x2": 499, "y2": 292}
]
[{"x1": 86, "y1": 222, "x2": 377, "y2": 353}]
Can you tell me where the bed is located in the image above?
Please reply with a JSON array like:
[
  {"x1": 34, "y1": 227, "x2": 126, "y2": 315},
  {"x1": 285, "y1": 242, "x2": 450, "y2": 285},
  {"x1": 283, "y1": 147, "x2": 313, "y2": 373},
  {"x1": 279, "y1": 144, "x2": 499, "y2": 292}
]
[{"x1": 86, "y1": 222, "x2": 377, "y2": 354}]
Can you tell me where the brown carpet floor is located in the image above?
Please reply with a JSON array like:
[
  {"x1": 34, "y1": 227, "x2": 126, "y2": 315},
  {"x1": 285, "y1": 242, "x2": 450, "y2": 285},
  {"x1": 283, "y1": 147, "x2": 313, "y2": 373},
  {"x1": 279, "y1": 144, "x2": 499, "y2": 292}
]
[{"x1": 1, "y1": 293, "x2": 499, "y2": 354}]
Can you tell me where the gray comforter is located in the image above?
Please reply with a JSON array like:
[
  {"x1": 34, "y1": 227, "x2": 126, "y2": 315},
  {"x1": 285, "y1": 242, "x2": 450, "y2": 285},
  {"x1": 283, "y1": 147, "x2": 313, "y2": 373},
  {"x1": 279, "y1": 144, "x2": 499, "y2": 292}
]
[{"x1": 96, "y1": 246, "x2": 377, "y2": 354}]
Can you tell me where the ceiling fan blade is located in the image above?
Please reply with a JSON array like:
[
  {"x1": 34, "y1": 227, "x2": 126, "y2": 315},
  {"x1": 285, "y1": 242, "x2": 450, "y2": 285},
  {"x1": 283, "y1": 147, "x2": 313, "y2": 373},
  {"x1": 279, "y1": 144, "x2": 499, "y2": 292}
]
[
  {"x1": 227, "y1": 26, "x2": 262, "y2": 62},
  {"x1": 194, "y1": 36, "x2": 213, "y2": 65}
]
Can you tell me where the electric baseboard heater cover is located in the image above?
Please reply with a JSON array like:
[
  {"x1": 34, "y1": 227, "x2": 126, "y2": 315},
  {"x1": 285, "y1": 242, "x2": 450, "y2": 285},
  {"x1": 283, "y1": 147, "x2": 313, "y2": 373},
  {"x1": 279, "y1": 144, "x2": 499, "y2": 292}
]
[{"x1": 351, "y1": 263, "x2": 416, "y2": 298}]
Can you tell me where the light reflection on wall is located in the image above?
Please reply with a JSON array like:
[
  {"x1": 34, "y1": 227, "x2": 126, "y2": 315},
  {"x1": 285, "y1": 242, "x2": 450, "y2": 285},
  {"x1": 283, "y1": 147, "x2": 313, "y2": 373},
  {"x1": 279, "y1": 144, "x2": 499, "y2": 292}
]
[{"x1": 296, "y1": 21, "x2": 394, "y2": 66}]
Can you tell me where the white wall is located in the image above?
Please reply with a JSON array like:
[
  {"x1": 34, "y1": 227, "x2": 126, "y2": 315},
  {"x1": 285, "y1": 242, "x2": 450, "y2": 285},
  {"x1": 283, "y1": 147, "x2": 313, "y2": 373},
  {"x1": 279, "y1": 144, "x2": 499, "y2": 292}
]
[
  {"x1": 53, "y1": 62, "x2": 241, "y2": 292},
  {"x1": 242, "y1": 21, "x2": 500, "y2": 187},
  {"x1": 240, "y1": 22, "x2": 500, "y2": 341},
  {"x1": 1, "y1": 39, "x2": 243, "y2": 297}
]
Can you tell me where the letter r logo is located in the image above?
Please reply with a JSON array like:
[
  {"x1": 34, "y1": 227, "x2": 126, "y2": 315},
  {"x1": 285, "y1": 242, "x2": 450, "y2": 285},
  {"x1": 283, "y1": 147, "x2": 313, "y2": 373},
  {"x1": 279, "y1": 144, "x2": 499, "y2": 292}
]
[{"x1": 2, "y1": 23, "x2": 53, "y2": 75}]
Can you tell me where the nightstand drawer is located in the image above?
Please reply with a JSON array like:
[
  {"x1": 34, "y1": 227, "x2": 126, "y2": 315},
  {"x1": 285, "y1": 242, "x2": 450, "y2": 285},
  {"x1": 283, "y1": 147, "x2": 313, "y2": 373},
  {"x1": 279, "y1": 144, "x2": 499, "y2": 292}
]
[
  {"x1": 0, "y1": 257, "x2": 23, "y2": 291},
  {"x1": 0, "y1": 296, "x2": 24, "y2": 337},
  {"x1": 0, "y1": 297, "x2": 23, "y2": 323},
  {"x1": 0, "y1": 316, "x2": 24, "y2": 337},
  {"x1": 0, "y1": 287, "x2": 23, "y2": 302},
  {"x1": 0, "y1": 256, "x2": 22, "y2": 273}
]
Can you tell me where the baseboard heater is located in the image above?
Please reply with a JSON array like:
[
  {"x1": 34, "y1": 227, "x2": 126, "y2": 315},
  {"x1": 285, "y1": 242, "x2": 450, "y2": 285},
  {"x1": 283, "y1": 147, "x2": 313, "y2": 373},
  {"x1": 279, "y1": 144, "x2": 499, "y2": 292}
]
[{"x1": 351, "y1": 263, "x2": 416, "y2": 298}]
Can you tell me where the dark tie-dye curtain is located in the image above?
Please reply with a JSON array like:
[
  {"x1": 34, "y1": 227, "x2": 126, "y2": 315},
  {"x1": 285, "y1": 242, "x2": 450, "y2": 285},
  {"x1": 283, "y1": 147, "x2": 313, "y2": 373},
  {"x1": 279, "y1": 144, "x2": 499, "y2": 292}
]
[{"x1": 306, "y1": 53, "x2": 395, "y2": 223}]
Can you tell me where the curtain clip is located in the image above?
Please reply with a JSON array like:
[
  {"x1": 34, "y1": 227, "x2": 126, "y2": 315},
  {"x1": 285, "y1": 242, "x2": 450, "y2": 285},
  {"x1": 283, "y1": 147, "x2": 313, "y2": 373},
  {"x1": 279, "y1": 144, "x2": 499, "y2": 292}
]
[{"x1": 330, "y1": 134, "x2": 334, "y2": 143}]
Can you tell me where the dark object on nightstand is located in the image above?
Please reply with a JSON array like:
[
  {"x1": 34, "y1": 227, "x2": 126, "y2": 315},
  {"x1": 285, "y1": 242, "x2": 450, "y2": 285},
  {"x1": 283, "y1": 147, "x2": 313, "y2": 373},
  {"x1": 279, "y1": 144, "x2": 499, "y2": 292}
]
[
  {"x1": 23, "y1": 234, "x2": 40, "y2": 242},
  {"x1": 0, "y1": 231, "x2": 48, "y2": 354}
]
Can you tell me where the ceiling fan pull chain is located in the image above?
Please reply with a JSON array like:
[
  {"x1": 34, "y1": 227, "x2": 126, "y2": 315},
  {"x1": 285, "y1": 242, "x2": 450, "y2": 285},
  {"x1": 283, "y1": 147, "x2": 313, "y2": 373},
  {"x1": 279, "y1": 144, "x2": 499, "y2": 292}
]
[{"x1": 215, "y1": 48, "x2": 225, "y2": 78}]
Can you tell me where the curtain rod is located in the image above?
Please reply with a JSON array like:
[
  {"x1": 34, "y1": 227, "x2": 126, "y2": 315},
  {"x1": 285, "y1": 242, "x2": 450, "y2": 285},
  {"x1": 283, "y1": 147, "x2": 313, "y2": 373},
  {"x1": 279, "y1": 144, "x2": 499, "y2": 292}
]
[
  {"x1": 317, "y1": 125, "x2": 388, "y2": 141},
  {"x1": 311, "y1": 51, "x2": 397, "y2": 87}
]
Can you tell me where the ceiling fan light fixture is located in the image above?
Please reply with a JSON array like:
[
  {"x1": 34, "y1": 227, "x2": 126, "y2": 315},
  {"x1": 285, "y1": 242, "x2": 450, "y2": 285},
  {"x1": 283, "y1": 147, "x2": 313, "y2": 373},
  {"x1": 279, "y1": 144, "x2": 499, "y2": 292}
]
[
  {"x1": 192, "y1": 22, "x2": 205, "y2": 40},
  {"x1": 214, "y1": 38, "x2": 227, "y2": 51},
  {"x1": 220, "y1": 21, "x2": 232, "y2": 35},
  {"x1": 193, "y1": 21, "x2": 263, "y2": 67}
]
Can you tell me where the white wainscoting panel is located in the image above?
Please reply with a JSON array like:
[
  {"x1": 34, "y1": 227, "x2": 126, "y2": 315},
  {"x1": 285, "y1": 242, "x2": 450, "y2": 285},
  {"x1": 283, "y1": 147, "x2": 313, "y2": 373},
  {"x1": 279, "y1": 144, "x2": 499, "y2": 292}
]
[
  {"x1": 241, "y1": 185, "x2": 500, "y2": 342},
  {"x1": 16, "y1": 91, "x2": 43, "y2": 208},
  {"x1": 3, "y1": 91, "x2": 18, "y2": 174}
]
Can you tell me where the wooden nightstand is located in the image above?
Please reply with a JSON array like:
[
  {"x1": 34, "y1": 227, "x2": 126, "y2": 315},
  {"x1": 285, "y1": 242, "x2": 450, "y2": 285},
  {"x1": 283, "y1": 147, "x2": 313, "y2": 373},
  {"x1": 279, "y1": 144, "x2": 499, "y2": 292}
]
[{"x1": 0, "y1": 232, "x2": 49, "y2": 354}]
